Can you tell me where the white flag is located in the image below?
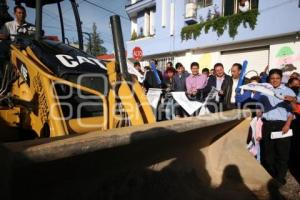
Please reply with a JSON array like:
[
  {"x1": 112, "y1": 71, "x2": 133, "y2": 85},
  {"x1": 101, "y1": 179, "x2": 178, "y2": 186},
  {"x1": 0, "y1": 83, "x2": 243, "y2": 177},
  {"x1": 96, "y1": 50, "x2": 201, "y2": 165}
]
[
  {"x1": 239, "y1": 83, "x2": 284, "y2": 99},
  {"x1": 171, "y1": 92, "x2": 203, "y2": 115}
]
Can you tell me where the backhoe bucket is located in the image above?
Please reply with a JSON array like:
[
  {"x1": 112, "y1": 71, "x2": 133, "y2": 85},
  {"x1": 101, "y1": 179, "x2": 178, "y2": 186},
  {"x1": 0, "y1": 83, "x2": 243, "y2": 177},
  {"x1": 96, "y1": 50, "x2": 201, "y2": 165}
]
[{"x1": 0, "y1": 110, "x2": 274, "y2": 200}]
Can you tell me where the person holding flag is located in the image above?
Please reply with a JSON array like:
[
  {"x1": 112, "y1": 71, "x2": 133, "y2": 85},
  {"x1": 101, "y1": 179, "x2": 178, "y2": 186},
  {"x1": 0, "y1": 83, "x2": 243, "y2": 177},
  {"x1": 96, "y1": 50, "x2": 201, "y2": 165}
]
[
  {"x1": 143, "y1": 60, "x2": 164, "y2": 92},
  {"x1": 238, "y1": 69, "x2": 296, "y2": 185},
  {"x1": 225, "y1": 62, "x2": 249, "y2": 109}
]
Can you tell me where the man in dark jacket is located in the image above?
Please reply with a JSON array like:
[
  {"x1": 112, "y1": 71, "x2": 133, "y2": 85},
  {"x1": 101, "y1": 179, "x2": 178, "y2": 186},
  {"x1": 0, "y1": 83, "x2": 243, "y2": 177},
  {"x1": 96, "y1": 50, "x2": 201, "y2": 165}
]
[
  {"x1": 173, "y1": 62, "x2": 189, "y2": 117},
  {"x1": 202, "y1": 63, "x2": 231, "y2": 112},
  {"x1": 173, "y1": 62, "x2": 189, "y2": 91},
  {"x1": 225, "y1": 63, "x2": 249, "y2": 110}
]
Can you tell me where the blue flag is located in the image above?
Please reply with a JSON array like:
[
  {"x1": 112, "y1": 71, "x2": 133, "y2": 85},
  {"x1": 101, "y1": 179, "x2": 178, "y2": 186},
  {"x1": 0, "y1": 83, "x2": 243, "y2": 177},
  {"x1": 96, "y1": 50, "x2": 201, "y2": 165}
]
[
  {"x1": 150, "y1": 63, "x2": 162, "y2": 86},
  {"x1": 236, "y1": 60, "x2": 248, "y2": 93}
]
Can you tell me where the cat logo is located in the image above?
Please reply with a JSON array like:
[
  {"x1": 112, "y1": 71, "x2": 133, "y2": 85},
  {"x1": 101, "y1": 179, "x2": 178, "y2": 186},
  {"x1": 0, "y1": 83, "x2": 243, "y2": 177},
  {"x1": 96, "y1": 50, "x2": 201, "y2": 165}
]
[
  {"x1": 56, "y1": 54, "x2": 107, "y2": 70},
  {"x1": 17, "y1": 59, "x2": 30, "y2": 86}
]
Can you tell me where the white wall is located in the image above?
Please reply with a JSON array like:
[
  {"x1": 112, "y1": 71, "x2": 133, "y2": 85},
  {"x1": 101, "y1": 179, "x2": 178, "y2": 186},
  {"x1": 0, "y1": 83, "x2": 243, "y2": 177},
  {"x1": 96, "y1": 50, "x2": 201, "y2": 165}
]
[
  {"x1": 174, "y1": 51, "x2": 221, "y2": 73},
  {"x1": 221, "y1": 48, "x2": 269, "y2": 78},
  {"x1": 174, "y1": 47, "x2": 270, "y2": 77}
]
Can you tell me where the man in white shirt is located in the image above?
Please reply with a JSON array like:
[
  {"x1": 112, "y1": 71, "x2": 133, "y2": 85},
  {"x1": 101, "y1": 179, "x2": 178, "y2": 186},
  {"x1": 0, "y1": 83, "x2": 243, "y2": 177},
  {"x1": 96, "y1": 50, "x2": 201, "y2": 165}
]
[
  {"x1": 226, "y1": 63, "x2": 249, "y2": 110},
  {"x1": 0, "y1": 5, "x2": 35, "y2": 84},
  {"x1": 230, "y1": 63, "x2": 242, "y2": 104},
  {"x1": 0, "y1": 5, "x2": 35, "y2": 41}
]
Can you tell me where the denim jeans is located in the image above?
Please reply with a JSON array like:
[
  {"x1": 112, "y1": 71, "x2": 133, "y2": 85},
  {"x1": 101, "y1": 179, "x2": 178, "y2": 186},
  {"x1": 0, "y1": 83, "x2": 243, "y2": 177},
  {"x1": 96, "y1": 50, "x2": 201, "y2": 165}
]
[{"x1": 165, "y1": 98, "x2": 175, "y2": 120}]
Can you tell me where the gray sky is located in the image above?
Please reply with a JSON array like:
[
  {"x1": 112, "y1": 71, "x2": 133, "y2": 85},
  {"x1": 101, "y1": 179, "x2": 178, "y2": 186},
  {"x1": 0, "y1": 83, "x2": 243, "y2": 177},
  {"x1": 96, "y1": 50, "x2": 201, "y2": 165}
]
[{"x1": 7, "y1": 0, "x2": 131, "y2": 53}]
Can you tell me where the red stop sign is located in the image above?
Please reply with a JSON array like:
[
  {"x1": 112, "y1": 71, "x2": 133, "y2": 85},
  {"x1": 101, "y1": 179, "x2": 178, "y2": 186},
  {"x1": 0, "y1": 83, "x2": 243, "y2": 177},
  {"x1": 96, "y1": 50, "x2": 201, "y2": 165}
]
[{"x1": 132, "y1": 47, "x2": 143, "y2": 61}]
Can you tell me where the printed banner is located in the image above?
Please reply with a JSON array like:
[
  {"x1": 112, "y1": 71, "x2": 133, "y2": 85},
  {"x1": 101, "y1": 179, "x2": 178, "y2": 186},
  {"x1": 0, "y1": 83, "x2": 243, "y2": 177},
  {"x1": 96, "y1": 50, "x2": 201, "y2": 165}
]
[
  {"x1": 171, "y1": 92, "x2": 203, "y2": 115},
  {"x1": 146, "y1": 88, "x2": 162, "y2": 111}
]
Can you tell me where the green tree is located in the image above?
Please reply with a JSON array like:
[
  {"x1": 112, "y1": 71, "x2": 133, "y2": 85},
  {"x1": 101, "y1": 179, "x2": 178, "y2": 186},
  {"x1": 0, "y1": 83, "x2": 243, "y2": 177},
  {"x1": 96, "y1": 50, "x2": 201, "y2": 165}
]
[{"x1": 87, "y1": 23, "x2": 107, "y2": 56}]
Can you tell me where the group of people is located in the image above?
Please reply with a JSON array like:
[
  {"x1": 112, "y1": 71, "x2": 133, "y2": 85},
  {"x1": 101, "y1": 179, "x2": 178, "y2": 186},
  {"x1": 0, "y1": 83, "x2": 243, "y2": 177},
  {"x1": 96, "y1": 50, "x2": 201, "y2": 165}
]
[
  {"x1": 134, "y1": 60, "x2": 300, "y2": 186},
  {"x1": 136, "y1": 60, "x2": 262, "y2": 115}
]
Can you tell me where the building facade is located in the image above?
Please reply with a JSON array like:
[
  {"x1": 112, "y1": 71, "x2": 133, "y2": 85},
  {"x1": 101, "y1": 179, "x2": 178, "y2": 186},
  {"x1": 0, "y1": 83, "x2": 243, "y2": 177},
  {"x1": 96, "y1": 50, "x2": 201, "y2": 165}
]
[{"x1": 125, "y1": 0, "x2": 300, "y2": 77}]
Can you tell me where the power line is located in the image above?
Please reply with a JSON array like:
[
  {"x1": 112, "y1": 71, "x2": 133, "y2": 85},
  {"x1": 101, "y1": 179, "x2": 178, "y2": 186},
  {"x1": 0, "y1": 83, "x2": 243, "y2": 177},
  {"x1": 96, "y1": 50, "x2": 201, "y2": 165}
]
[
  {"x1": 82, "y1": 0, "x2": 130, "y2": 21},
  {"x1": 43, "y1": 10, "x2": 113, "y2": 40},
  {"x1": 43, "y1": 11, "x2": 76, "y2": 29},
  {"x1": 44, "y1": 6, "x2": 93, "y2": 31},
  {"x1": 44, "y1": 25, "x2": 114, "y2": 45},
  {"x1": 44, "y1": 25, "x2": 76, "y2": 32},
  {"x1": 59, "y1": 0, "x2": 85, "y2": 14},
  {"x1": 44, "y1": 9, "x2": 115, "y2": 39},
  {"x1": 42, "y1": 2, "x2": 125, "y2": 40},
  {"x1": 44, "y1": 10, "x2": 92, "y2": 31},
  {"x1": 44, "y1": 9, "x2": 74, "y2": 24},
  {"x1": 44, "y1": 1, "x2": 94, "y2": 32},
  {"x1": 40, "y1": 0, "x2": 129, "y2": 46}
]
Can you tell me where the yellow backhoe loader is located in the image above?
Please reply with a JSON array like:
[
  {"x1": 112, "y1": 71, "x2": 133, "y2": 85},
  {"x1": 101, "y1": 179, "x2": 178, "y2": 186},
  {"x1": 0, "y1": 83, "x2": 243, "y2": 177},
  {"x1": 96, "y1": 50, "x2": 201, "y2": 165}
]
[
  {"x1": 0, "y1": 0, "x2": 284, "y2": 199},
  {"x1": 0, "y1": 0, "x2": 155, "y2": 140}
]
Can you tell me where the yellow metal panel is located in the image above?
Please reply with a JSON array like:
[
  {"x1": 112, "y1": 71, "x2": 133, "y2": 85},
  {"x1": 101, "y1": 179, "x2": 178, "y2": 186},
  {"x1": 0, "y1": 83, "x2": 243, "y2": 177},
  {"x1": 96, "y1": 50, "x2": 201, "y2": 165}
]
[
  {"x1": 106, "y1": 62, "x2": 118, "y2": 129},
  {"x1": 66, "y1": 116, "x2": 105, "y2": 134},
  {"x1": 106, "y1": 61, "x2": 155, "y2": 126},
  {"x1": 118, "y1": 81, "x2": 144, "y2": 126},
  {"x1": 132, "y1": 80, "x2": 156, "y2": 123},
  {"x1": 0, "y1": 107, "x2": 20, "y2": 127},
  {"x1": 9, "y1": 46, "x2": 109, "y2": 137},
  {"x1": 41, "y1": 77, "x2": 69, "y2": 137}
]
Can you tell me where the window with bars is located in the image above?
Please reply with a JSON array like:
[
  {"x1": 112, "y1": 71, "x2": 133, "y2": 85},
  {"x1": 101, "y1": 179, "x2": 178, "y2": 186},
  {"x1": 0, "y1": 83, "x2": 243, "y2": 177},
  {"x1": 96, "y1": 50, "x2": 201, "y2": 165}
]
[
  {"x1": 142, "y1": 57, "x2": 174, "y2": 72},
  {"x1": 223, "y1": 0, "x2": 258, "y2": 16},
  {"x1": 198, "y1": 0, "x2": 213, "y2": 8}
]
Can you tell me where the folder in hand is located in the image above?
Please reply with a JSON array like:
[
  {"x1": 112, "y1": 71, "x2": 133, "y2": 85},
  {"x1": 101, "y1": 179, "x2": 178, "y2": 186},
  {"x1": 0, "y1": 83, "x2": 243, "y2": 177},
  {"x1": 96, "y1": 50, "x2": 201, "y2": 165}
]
[{"x1": 271, "y1": 129, "x2": 293, "y2": 139}]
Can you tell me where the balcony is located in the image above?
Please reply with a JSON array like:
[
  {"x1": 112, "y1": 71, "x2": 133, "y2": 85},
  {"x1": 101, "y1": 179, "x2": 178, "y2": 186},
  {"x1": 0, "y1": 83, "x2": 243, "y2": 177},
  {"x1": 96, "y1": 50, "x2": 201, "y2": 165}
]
[
  {"x1": 185, "y1": 1, "x2": 197, "y2": 25},
  {"x1": 126, "y1": 0, "x2": 156, "y2": 18}
]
